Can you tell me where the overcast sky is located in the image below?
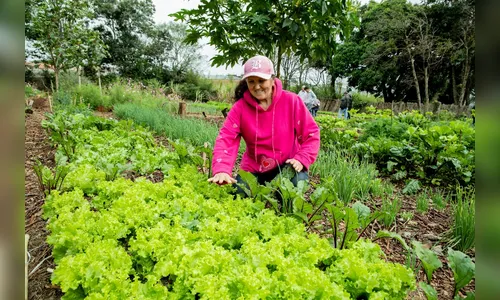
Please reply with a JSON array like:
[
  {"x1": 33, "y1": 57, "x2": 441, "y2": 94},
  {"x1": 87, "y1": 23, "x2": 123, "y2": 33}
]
[{"x1": 152, "y1": 0, "x2": 419, "y2": 76}]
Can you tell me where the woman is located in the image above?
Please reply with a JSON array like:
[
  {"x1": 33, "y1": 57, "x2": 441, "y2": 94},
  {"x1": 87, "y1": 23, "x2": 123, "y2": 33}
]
[
  {"x1": 305, "y1": 87, "x2": 320, "y2": 117},
  {"x1": 207, "y1": 55, "x2": 320, "y2": 191}
]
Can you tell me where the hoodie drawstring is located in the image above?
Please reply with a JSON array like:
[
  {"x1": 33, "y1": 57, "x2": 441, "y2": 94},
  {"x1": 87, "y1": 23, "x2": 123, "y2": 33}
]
[
  {"x1": 272, "y1": 107, "x2": 276, "y2": 162},
  {"x1": 254, "y1": 105, "x2": 258, "y2": 163}
]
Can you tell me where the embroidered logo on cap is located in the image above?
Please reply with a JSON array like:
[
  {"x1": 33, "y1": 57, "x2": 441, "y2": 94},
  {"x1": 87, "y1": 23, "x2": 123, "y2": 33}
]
[{"x1": 251, "y1": 59, "x2": 262, "y2": 70}]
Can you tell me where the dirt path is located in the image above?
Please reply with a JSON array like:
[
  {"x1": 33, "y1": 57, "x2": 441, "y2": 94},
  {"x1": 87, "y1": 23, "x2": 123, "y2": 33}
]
[{"x1": 25, "y1": 104, "x2": 62, "y2": 300}]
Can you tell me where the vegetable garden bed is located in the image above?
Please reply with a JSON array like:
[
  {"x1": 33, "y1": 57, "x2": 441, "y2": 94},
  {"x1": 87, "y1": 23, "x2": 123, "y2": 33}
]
[{"x1": 25, "y1": 104, "x2": 475, "y2": 299}]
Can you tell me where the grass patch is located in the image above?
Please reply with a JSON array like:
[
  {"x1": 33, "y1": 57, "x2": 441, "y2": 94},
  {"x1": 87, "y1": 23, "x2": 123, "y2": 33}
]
[
  {"x1": 311, "y1": 149, "x2": 380, "y2": 203},
  {"x1": 113, "y1": 103, "x2": 219, "y2": 147},
  {"x1": 446, "y1": 186, "x2": 475, "y2": 252}
]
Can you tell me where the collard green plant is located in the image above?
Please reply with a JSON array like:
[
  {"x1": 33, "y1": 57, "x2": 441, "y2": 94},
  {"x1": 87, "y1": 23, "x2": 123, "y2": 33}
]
[
  {"x1": 33, "y1": 160, "x2": 70, "y2": 196},
  {"x1": 326, "y1": 201, "x2": 380, "y2": 249},
  {"x1": 419, "y1": 281, "x2": 438, "y2": 300},
  {"x1": 447, "y1": 248, "x2": 475, "y2": 297},
  {"x1": 403, "y1": 179, "x2": 421, "y2": 195},
  {"x1": 236, "y1": 170, "x2": 271, "y2": 203},
  {"x1": 412, "y1": 241, "x2": 442, "y2": 282}
]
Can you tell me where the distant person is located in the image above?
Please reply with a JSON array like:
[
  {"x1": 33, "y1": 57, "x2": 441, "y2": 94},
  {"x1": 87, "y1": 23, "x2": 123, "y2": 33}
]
[
  {"x1": 305, "y1": 87, "x2": 320, "y2": 117},
  {"x1": 298, "y1": 86, "x2": 307, "y2": 102},
  {"x1": 339, "y1": 91, "x2": 352, "y2": 119},
  {"x1": 207, "y1": 55, "x2": 320, "y2": 194}
]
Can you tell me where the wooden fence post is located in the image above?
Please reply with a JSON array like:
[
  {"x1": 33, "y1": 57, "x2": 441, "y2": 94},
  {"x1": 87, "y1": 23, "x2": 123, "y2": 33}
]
[{"x1": 178, "y1": 101, "x2": 187, "y2": 116}]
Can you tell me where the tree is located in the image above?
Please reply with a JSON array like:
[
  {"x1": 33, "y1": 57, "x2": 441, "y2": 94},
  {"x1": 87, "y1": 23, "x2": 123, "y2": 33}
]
[
  {"x1": 162, "y1": 22, "x2": 203, "y2": 73},
  {"x1": 92, "y1": 0, "x2": 169, "y2": 79},
  {"x1": 171, "y1": 0, "x2": 356, "y2": 79},
  {"x1": 28, "y1": 0, "x2": 107, "y2": 90},
  {"x1": 331, "y1": 0, "x2": 474, "y2": 106},
  {"x1": 279, "y1": 53, "x2": 302, "y2": 90},
  {"x1": 426, "y1": 0, "x2": 475, "y2": 106}
]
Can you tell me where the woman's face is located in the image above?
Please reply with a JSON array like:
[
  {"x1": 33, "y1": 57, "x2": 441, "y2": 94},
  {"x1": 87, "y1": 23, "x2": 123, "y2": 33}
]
[{"x1": 246, "y1": 76, "x2": 274, "y2": 101}]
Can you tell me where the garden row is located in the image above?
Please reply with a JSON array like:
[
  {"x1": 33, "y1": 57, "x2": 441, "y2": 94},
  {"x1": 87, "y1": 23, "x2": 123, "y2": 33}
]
[{"x1": 316, "y1": 108, "x2": 475, "y2": 188}]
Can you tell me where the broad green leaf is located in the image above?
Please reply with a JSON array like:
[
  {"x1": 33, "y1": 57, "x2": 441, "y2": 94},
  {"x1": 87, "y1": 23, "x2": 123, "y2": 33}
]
[
  {"x1": 447, "y1": 248, "x2": 475, "y2": 296},
  {"x1": 419, "y1": 282, "x2": 438, "y2": 300},
  {"x1": 412, "y1": 241, "x2": 442, "y2": 282},
  {"x1": 375, "y1": 230, "x2": 410, "y2": 252}
]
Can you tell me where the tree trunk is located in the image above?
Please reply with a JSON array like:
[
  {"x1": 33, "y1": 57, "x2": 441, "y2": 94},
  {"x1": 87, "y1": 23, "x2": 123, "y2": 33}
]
[
  {"x1": 424, "y1": 66, "x2": 429, "y2": 106},
  {"x1": 78, "y1": 66, "x2": 81, "y2": 87},
  {"x1": 409, "y1": 54, "x2": 422, "y2": 107},
  {"x1": 55, "y1": 69, "x2": 59, "y2": 91},
  {"x1": 330, "y1": 75, "x2": 336, "y2": 98},
  {"x1": 276, "y1": 45, "x2": 282, "y2": 78},
  {"x1": 458, "y1": 57, "x2": 471, "y2": 107},
  {"x1": 451, "y1": 65, "x2": 458, "y2": 105},
  {"x1": 98, "y1": 69, "x2": 102, "y2": 95}
]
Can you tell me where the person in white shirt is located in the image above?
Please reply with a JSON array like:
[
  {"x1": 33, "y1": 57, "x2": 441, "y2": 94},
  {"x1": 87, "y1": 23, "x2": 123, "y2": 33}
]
[
  {"x1": 303, "y1": 87, "x2": 319, "y2": 116},
  {"x1": 298, "y1": 86, "x2": 307, "y2": 103}
]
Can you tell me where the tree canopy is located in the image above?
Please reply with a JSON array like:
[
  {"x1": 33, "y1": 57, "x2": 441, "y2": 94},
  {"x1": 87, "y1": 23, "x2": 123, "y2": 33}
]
[
  {"x1": 171, "y1": 0, "x2": 359, "y2": 79},
  {"x1": 331, "y1": 0, "x2": 474, "y2": 105}
]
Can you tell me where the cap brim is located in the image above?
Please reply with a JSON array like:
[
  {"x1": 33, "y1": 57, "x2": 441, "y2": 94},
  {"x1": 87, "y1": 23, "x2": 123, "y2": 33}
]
[{"x1": 242, "y1": 72, "x2": 272, "y2": 80}]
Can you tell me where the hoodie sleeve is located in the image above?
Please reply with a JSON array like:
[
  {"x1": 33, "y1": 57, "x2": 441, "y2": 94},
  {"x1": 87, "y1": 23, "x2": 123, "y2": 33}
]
[
  {"x1": 293, "y1": 96, "x2": 320, "y2": 170},
  {"x1": 211, "y1": 103, "x2": 242, "y2": 176}
]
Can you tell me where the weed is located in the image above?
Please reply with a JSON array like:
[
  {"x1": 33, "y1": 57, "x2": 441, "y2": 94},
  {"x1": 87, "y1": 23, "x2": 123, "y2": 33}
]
[
  {"x1": 403, "y1": 179, "x2": 421, "y2": 195},
  {"x1": 379, "y1": 196, "x2": 402, "y2": 228},
  {"x1": 401, "y1": 211, "x2": 414, "y2": 222},
  {"x1": 416, "y1": 192, "x2": 429, "y2": 213},
  {"x1": 430, "y1": 188, "x2": 447, "y2": 210},
  {"x1": 446, "y1": 186, "x2": 475, "y2": 252},
  {"x1": 311, "y1": 149, "x2": 379, "y2": 204}
]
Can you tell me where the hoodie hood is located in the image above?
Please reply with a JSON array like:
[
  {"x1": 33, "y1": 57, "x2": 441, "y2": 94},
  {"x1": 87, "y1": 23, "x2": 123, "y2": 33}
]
[{"x1": 242, "y1": 78, "x2": 284, "y2": 111}]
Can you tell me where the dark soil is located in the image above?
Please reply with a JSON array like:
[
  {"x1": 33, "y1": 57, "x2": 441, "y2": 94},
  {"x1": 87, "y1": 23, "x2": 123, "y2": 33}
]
[{"x1": 25, "y1": 102, "x2": 62, "y2": 300}]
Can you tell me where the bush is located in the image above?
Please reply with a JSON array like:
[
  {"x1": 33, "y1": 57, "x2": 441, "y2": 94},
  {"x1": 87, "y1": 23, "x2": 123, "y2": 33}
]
[
  {"x1": 75, "y1": 84, "x2": 107, "y2": 108},
  {"x1": 352, "y1": 92, "x2": 383, "y2": 110},
  {"x1": 25, "y1": 84, "x2": 38, "y2": 98},
  {"x1": 108, "y1": 84, "x2": 132, "y2": 106},
  {"x1": 25, "y1": 67, "x2": 55, "y2": 91},
  {"x1": 58, "y1": 71, "x2": 92, "y2": 92},
  {"x1": 177, "y1": 71, "x2": 217, "y2": 102},
  {"x1": 53, "y1": 90, "x2": 73, "y2": 106}
]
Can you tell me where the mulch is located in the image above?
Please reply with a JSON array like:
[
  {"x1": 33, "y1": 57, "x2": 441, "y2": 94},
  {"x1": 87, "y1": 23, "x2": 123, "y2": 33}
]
[
  {"x1": 25, "y1": 106, "x2": 474, "y2": 300},
  {"x1": 25, "y1": 101, "x2": 63, "y2": 300}
]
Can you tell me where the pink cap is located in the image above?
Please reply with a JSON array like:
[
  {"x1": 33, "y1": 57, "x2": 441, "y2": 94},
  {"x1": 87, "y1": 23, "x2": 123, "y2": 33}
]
[{"x1": 242, "y1": 55, "x2": 274, "y2": 80}]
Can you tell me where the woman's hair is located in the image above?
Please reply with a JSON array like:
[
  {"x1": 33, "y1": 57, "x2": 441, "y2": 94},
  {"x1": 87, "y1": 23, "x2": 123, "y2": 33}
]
[
  {"x1": 233, "y1": 76, "x2": 275, "y2": 101},
  {"x1": 234, "y1": 80, "x2": 248, "y2": 101}
]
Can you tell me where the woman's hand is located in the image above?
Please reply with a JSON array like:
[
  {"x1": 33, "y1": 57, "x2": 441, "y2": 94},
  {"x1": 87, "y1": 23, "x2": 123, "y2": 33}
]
[
  {"x1": 285, "y1": 159, "x2": 304, "y2": 172},
  {"x1": 207, "y1": 172, "x2": 237, "y2": 185}
]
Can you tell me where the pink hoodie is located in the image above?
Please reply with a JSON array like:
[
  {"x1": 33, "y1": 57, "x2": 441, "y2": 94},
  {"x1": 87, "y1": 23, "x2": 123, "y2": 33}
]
[{"x1": 212, "y1": 78, "x2": 320, "y2": 176}]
